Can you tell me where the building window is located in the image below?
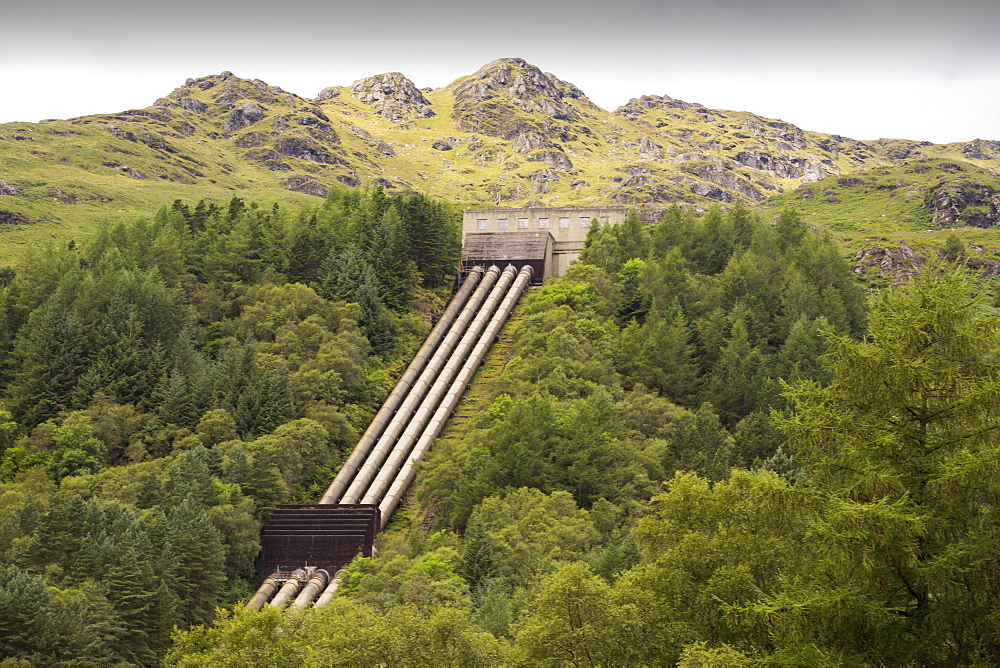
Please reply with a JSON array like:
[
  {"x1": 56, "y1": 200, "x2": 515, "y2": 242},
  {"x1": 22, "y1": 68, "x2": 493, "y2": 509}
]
[
  {"x1": 538, "y1": 218, "x2": 549, "y2": 228},
  {"x1": 497, "y1": 218, "x2": 508, "y2": 229},
  {"x1": 477, "y1": 219, "x2": 487, "y2": 230},
  {"x1": 559, "y1": 217, "x2": 569, "y2": 228},
  {"x1": 600, "y1": 216, "x2": 609, "y2": 224},
  {"x1": 580, "y1": 217, "x2": 590, "y2": 228},
  {"x1": 518, "y1": 218, "x2": 529, "y2": 229}
]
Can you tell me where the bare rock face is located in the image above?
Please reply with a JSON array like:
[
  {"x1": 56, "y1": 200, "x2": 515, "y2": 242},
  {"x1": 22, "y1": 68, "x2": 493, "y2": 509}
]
[
  {"x1": 349, "y1": 73, "x2": 434, "y2": 122},
  {"x1": 927, "y1": 181, "x2": 1000, "y2": 228},
  {"x1": 224, "y1": 101, "x2": 266, "y2": 132},
  {"x1": 274, "y1": 137, "x2": 345, "y2": 165},
  {"x1": 854, "y1": 243, "x2": 925, "y2": 280},
  {"x1": 527, "y1": 150, "x2": 573, "y2": 171},
  {"x1": 530, "y1": 168, "x2": 558, "y2": 194},
  {"x1": 177, "y1": 97, "x2": 208, "y2": 113},
  {"x1": 0, "y1": 181, "x2": 20, "y2": 196},
  {"x1": 0, "y1": 210, "x2": 31, "y2": 225},
  {"x1": 615, "y1": 94, "x2": 704, "y2": 118},
  {"x1": 961, "y1": 139, "x2": 1000, "y2": 161},
  {"x1": 733, "y1": 151, "x2": 829, "y2": 181},
  {"x1": 316, "y1": 87, "x2": 341, "y2": 102},
  {"x1": 283, "y1": 175, "x2": 327, "y2": 197},
  {"x1": 638, "y1": 136, "x2": 665, "y2": 160},
  {"x1": 450, "y1": 57, "x2": 592, "y2": 140}
]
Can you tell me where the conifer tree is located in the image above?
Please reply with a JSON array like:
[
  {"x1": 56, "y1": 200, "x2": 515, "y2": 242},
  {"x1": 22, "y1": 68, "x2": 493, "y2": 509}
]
[
  {"x1": 164, "y1": 495, "x2": 226, "y2": 628},
  {"x1": 770, "y1": 268, "x2": 1000, "y2": 664}
]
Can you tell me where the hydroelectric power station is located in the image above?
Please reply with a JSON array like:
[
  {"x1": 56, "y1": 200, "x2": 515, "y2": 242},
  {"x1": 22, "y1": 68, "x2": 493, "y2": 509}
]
[{"x1": 248, "y1": 207, "x2": 625, "y2": 610}]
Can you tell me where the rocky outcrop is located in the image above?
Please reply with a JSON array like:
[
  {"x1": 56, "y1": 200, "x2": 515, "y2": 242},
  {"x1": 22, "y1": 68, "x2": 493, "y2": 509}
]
[
  {"x1": 283, "y1": 176, "x2": 327, "y2": 197},
  {"x1": 177, "y1": 97, "x2": 208, "y2": 114},
  {"x1": 274, "y1": 137, "x2": 345, "y2": 165},
  {"x1": 316, "y1": 87, "x2": 341, "y2": 102},
  {"x1": 681, "y1": 161, "x2": 768, "y2": 201},
  {"x1": 961, "y1": 140, "x2": 1000, "y2": 161},
  {"x1": 224, "y1": 101, "x2": 266, "y2": 132},
  {"x1": 0, "y1": 210, "x2": 31, "y2": 225},
  {"x1": 349, "y1": 73, "x2": 434, "y2": 122},
  {"x1": 527, "y1": 150, "x2": 572, "y2": 171},
  {"x1": 854, "y1": 243, "x2": 925, "y2": 280},
  {"x1": 0, "y1": 181, "x2": 20, "y2": 196},
  {"x1": 450, "y1": 58, "x2": 592, "y2": 140},
  {"x1": 733, "y1": 151, "x2": 828, "y2": 181},
  {"x1": 615, "y1": 95, "x2": 705, "y2": 118},
  {"x1": 927, "y1": 181, "x2": 1000, "y2": 228},
  {"x1": 638, "y1": 136, "x2": 665, "y2": 160},
  {"x1": 510, "y1": 132, "x2": 552, "y2": 154},
  {"x1": 529, "y1": 168, "x2": 558, "y2": 194}
]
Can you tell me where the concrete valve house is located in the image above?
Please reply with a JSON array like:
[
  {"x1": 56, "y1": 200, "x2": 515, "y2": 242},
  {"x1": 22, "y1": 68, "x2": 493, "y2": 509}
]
[{"x1": 461, "y1": 206, "x2": 630, "y2": 282}]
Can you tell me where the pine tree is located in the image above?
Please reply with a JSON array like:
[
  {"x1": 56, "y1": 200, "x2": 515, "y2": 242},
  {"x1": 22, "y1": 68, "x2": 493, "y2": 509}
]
[
  {"x1": 356, "y1": 276, "x2": 397, "y2": 354},
  {"x1": 7, "y1": 301, "x2": 87, "y2": 426},
  {"x1": 771, "y1": 268, "x2": 1000, "y2": 663},
  {"x1": 164, "y1": 496, "x2": 226, "y2": 627}
]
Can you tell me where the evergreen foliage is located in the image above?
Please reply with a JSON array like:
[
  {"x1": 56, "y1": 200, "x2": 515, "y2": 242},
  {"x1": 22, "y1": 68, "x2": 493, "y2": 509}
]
[{"x1": 6, "y1": 189, "x2": 1000, "y2": 665}]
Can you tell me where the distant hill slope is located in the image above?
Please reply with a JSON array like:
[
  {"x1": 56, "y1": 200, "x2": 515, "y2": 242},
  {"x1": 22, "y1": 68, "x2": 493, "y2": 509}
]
[{"x1": 0, "y1": 57, "x2": 998, "y2": 256}]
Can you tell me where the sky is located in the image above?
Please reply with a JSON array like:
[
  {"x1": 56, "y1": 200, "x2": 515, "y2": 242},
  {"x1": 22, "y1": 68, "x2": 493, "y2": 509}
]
[{"x1": 2, "y1": 0, "x2": 998, "y2": 144}]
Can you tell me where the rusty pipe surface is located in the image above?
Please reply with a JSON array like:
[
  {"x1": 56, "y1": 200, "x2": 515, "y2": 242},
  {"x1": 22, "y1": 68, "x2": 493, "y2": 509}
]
[
  {"x1": 338, "y1": 266, "x2": 504, "y2": 504},
  {"x1": 314, "y1": 569, "x2": 349, "y2": 609},
  {"x1": 319, "y1": 267, "x2": 485, "y2": 504},
  {"x1": 291, "y1": 569, "x2": 330, "y2": 610},
  {"x1": 245, "y1": 575, "x2": 280, "y2": 611},
  {"x1": 378, "y1": 265, "x2": 534, "y2": 528},
  {"x1": 360, "y1": 265, "x2": 521, "y2": 506}
]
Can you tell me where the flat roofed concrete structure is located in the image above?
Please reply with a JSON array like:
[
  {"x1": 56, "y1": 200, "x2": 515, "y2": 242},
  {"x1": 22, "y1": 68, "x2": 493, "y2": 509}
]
[
  {"x1": 462, "y1": 206, "x2": 629, "y2": 278},
  {"x1": 462, "y1": 231, "x2": 552, "y2": 283}
]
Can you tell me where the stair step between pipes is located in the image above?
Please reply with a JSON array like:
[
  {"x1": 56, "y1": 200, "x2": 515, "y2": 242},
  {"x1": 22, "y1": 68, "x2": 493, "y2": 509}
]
[{"x1": 258, "y1": 504, "x2": 378, "y2": 583}]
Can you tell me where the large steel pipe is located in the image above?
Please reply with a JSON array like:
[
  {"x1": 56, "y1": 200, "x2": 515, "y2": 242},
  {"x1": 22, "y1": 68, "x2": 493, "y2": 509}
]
[
  {"x1": 338, "y1": 266, "x2": 505, "y2": 504},
  {"x1": 314, "y1": 569, "x2": 349, "y2": 609},
  {"x1": 378, "y1": 265, "x2": 534, "y2": 528},
  {"x1": 319, "y1": 267, "x2": 486, "y2": 504},
  {"x1": 269, "y1": 576, "x2": 303, "y2": 610},
  {"x1": 291, "y1": 569, "x2": 330, "y2": 610},
  {"x1": 245, "y1": 574, "x2": 280, "y2": 611},
  {"x1": 359, "y1": 265, "x2": 522, "y2": 506}
]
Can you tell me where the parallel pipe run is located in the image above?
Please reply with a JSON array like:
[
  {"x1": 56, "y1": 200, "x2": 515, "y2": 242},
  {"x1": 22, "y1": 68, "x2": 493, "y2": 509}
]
[
  {"x1": 314, "y1": 569, "x2": 349, "y2": 609},
  {"x1": 359, "y1": 265, "x2": 521, "y2": 506},
  {"x1": 338, "y1": 266, "x2": 505, "y2": 504},
  {"x1": 291, "y1": 569, "x2": 330, "y2": 610},
  {"x1": 319, "y1": 267, "x2": 486, "y2": 504},
  {"x1": 245, "y1": 575, "x2": 279, "y2": 611},
  {"x1": 378, "y1": 265, "x2": 534, "y2": 528},
  {"x1": 250, "y1": 266, "x2": 532, "y2": 611}
]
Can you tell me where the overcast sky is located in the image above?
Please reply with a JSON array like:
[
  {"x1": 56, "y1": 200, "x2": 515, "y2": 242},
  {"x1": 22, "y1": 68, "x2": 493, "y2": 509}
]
[{"x1": 3, "y1": 0, "x2": 997, "y2": 144}]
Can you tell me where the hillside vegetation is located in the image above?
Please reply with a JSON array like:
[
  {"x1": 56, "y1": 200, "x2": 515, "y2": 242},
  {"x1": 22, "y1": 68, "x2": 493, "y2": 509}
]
[{"x1": 2, "y1": 186, "x2": 999, "y2": 664}]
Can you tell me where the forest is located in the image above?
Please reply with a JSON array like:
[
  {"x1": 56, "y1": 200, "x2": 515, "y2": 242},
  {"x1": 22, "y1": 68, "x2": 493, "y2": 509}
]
[{"x1": 1, "y1": 188, "x2": 999, "y2": 666}]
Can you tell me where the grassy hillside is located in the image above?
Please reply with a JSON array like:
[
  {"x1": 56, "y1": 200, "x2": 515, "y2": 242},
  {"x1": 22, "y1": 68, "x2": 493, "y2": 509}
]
[{"x1": 1, "y1": 58, "x2": 999, "y2": 263}]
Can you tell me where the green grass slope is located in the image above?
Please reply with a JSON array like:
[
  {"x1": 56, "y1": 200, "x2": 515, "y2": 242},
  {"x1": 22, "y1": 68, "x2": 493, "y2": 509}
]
[{"x1": 1, "y1": 58, "x2": 999, "y2": 263}]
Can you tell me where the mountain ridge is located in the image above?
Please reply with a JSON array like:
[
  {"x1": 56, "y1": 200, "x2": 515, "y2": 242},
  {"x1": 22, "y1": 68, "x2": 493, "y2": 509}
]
[{"x1": 0, "y1": 57, "x2": 998, "y2": 249}]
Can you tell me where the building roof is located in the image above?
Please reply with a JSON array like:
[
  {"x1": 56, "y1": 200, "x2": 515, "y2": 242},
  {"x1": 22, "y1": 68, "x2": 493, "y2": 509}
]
[{"x1": 462, "y1": 231, "x2": 552, "y2": 261}]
